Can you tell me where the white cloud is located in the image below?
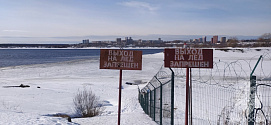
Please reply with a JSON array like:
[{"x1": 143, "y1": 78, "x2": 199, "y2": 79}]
[
  {"x1": 120, "y1": 1, "x2": 159, "y2": 12},
  {"x1": 2, "y1": 30, "x2": 28, "y2": 33}
]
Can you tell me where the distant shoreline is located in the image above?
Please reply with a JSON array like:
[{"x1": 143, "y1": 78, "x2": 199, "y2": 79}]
[{"x1": 0, "y1": 46, "x2": 166, "y2": 49}]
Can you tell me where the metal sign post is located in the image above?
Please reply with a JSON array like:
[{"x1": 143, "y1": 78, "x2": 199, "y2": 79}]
[
  {"x1": 164, "y1": 48, "x2": 213, "y2": 125},
  {"x1": 185, "y1": 68, "x2": 189, "y2": 125},
  {"x1": 118, "y1": 69, "x2": 122, "y2": 125},
  {"x1": 100, "y1": 49, "x2": 142, "y2": 125}
]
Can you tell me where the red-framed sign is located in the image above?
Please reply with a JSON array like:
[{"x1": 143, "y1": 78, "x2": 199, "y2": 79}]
[
  {"x1": 100, "y1": 49, "x2": 142, "y2": 70},
  {"x1": 164, "y1": 48, "x2": 213, "y2": 68}
]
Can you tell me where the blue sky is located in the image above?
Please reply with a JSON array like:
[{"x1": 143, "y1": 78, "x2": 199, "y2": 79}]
[{"x1": 0, "y1": 0, "x2": 270, "y2": 43}]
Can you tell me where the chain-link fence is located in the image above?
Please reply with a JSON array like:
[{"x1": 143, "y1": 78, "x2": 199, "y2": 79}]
[
  {"x1": 139, "y1": 66, "x2": 174, "y2": 125},
  {"x1": 254, "y1": 80, "x2": 271, "y2": 124},
  {"x1": 173, "y1": 65, "x2": 249, "y2": 125},
  {"x1": 139, "y1": 51, "x2": 271, "y2": 125}
]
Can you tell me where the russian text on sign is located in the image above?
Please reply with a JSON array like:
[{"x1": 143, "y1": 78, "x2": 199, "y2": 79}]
[
  {"x1": 100, "y1": 49, "x2": 142, "y2": 70},
  {"x1": 170, "y1": 61, "x2": 209, "y2": 68},
  {"x1": 164, "y1": 48, "x2": 213, "y2": 68},
  {"x1": 175, "y1": 48, "x2": 203, "y2": 55}
]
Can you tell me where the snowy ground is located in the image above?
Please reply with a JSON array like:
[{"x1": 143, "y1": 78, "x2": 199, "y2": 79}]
[
  {"x1": 0, "y1": 51, "x2": 163, "y2": 125},
  {"x1": 0, "y1": 47, "x2": 270, "y2": 125},
  {"x1": 172, "y1": 48, "x2": 271, "y2": 124}
]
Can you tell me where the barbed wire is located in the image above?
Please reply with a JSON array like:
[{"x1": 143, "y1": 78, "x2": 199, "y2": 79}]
[
  {"x1": 143, "y1": 52, "x2": 271, "y2": 92},
  {"x1": 255, "y1": 83, "x2": 271, "y2": 124},
  {"x1": 140, "y1": 50, "x2": 271, "y2": 125}
]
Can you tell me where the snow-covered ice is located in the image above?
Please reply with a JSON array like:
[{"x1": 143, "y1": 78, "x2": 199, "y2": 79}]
[
  {"x1": 0, "y1": 52, "x2": 163, "y2": 125},
  {"x1": 0, "y1": 48, "x2": 270, "y2": 125}
]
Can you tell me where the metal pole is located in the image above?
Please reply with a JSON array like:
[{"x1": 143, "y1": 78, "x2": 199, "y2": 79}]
[
  {"x1": 250, "y1": 55, "x2": 262, "y2": 77},
  {"x1": 149, "y1": 82, "x2": 156, "y2": 121},
  {"x1": 189, "y1": 68, "x2": 192, "y2": 125},
  {"x1": 154, "y1": 76, "x2": 163, "y2": 125},
  {"x1": 160, "y1": 81, "x2": 163, "y2": 125},
  {"x1": 118, "y1": 69, "x2": 122, "y2": 125},
  {"x1": 153, "y1": 88, "x2": 156, "y2": 121},
  {"x1": 185, "y1": 68, "x2": 189, "y2": 125},
  {"x1": 150, "y1": 88, "x2": 152, "y2": 117},
  {"x1": 169, "y1": 68, "x2": 174, "y2": 125},
  {"x1": 146, "y1": 86, "x2": 151, "y2": 115},
  {"x1": 146, "y1": 91, "x2": 149, "y2": 114},
  {"x1": 247, "y1": 55, "x2": 262, "y2": 125},
  {"x1": 143, "y1": 88, "x2": 148, "y2": 112},
  {"x1": 248, "y1": 75, "x2": 256, "y2": 125}
]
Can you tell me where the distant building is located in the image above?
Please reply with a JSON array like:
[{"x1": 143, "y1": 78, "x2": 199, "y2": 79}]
[
  {"x1": 221, "y1": 37, "x2": 226, "y2": 43},
  {"x1": 92, "y1": 41, "x2": 101, "y2": 44},
  {"x1": 199, "y1": 38, "x2": 203, "y2": 43},
  {"x1": 82, "y1": 39, "x2": 89, "y2": 44},
  {"x1": 212, "y1": 36, "x2": 218, "y2": 44},
  {"x1": 203, "y1": 36, "x2": 207, "y2": 43},
  {"x1": 158, "y1": 38, "x2": 163, "y2": 42},
  {"x1": 193, "y1": 39, "x2": 199, "y2": 43},
  {"x1": 125, "y1": 37, "x2": 133, "y2": 45},
  {"x1": 138, "y1": 39, "x2": 142, "y2": 43},
  {"x1": 154, "y1": 38, "x2": 163, "y2": 43},
  {"x1": 211, "y1": 38, "x2": 214, "y2": 43},
  {"x1": 116, "y1": 38, "x2": 121, "y2": 44}
]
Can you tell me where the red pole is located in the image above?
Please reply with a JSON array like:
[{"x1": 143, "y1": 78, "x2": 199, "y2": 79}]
[
  {"x1": 185, "y1": 68, "x2": 189, "y2": 125},
  {"x1": 118, "y1": 69, "x2": 122, "y2": 125}
]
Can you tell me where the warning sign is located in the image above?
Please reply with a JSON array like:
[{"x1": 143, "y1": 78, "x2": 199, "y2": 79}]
[
  {"x1": 164, "y1": 48, "x2": 213, "y2": 68},
  {"x1": 100, "y1": 49, "x2": 142, "y2": 70}
]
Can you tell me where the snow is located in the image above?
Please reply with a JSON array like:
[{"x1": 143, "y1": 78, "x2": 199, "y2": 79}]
[
  {"x1": 170, "y1": 48, "x2": 271, "y2": 124},
  {"x1": 0, "y1": 52, "x2": 163, "y2": 125},
  {"x1": 0, "y1": 47, "x2": 270, "y2": 125}
]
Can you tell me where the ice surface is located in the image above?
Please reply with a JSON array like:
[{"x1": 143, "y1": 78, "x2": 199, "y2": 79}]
[{"x1": 0, "y1": 48, "x2": 270, "y2": 125}]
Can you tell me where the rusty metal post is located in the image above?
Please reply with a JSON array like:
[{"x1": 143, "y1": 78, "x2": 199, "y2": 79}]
[
  {"x1": 118, "y1": 69, "x2": 122, "y2": 125},
  {"x1": 169, "y1": 68, "x2": 174, "y2": 125},
  {"x1": 185, "y1": 68, "x2": 189, "y2": 125},
  {"x1": 189, "y1": 68, "x2": 192, "y2": 125}
]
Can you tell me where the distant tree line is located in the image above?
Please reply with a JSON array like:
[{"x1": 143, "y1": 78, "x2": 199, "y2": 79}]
[{"x1": 0, "y1": 44, "x2": 72, "y2": 48}]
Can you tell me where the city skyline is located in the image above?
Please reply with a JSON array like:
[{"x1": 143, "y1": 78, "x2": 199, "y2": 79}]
[{"x1": 0, "y1": 0, "x2": 270, "y2": 43}]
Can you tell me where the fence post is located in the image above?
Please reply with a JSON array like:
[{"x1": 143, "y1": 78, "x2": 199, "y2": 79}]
[
  {"x1": 141, "y1": 89, "x2": 146, "y2": 111},
  {"x1": 142, "y1": 94, "x2": 144, "y2": 109},
  {"x1": 169, "y1": 68, "x2": 174, "y2": 125},
  {"x1": 155, "y1": 76, "x2": 163, "y2": 125},
  {"x1": 248, "y1": 55, "x2": 262, "y2": 125},
  {"x1": 144, "y1": 92, "x2": 148, "y2": 114},
  {"x1": 248, "y1": 75, "x2": 256, "y2": 125},
  {"x1": 141, "y1": 94, "x2": 143, "y2": 108},
  {"x1": 153, "y1": 88, "x2": 156, "y2": 121},
  {"x1": 150, "y1": 89, "x2": 152, "y2": 118},
  {"x1": 147, "y1": 86, "x2": 151, "y2": 116},
  {"x1": 146, "y1": 91, "x2": 149, "y2": 115},
  {"x1": 149, "y1": 82, "x2": 156, "y2": 121},
  {"x1": 160, "y1": 82, "x2": 163, "y2": 125},
  {"x1": 144, "y1": 88, "x2": 148, "y2": 114},
  {"x1": 142, "y1": 89, "x2": 147, "y2": 113},
  {"x1": 142, "y1": 90, "x2": 145, "y2": 112},
  {"x1": 138, "y1": 87, "x2": 141, "y2": 105}
]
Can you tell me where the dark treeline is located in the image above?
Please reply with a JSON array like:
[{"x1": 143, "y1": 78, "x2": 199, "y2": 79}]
[{"x1": 0, "y1": 44, "x2": 72, "y2": 48}]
